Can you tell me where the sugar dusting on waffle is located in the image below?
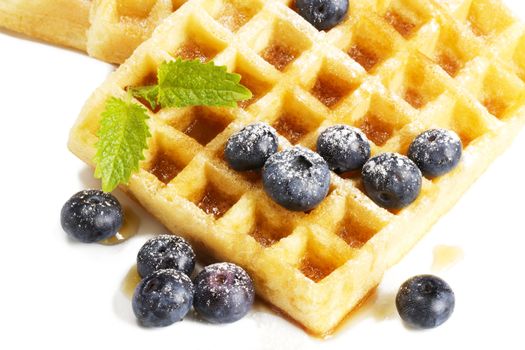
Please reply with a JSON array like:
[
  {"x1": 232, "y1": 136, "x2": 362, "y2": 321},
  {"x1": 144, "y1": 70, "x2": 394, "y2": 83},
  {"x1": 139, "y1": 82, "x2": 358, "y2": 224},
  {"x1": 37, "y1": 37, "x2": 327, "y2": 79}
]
[{"x1": 68, "y1": 0, "x2": 525, "y2": 335}]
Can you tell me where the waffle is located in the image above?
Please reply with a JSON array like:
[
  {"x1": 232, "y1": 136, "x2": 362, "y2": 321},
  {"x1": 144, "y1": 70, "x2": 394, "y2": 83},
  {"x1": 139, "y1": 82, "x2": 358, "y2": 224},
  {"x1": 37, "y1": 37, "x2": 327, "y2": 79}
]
[
  {"x1": 0, "y1": 0, "x2": 183, "y2": 62},
  {"x1": 87, "y1": 0, "x2": 191, "y2": 63},
  {"x1": 0, "y1": 0, "x2": 90, "y2": 50},
  {"x1": 68, "y1": 0, "x2": 525, "y2": 336}
]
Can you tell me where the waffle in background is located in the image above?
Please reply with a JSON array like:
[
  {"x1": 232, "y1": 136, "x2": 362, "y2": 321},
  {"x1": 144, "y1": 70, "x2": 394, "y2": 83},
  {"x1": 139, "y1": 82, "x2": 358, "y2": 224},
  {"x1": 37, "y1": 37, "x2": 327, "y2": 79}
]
[
  {"x1": 0, "y1": 0, "x2": 90, "y2": 51},
  {"x1": 69, "y1": 0, "x2": 525, "y2": 336},
  {"x1": 87, "y1": 0, "x2": 280, "y2": 63},
  {"x1": 87, "y1": 0, "x2": 188, "y2": 63},
  {"x1": 0, "y1": 0, "x2": 182, "y2": 62}
]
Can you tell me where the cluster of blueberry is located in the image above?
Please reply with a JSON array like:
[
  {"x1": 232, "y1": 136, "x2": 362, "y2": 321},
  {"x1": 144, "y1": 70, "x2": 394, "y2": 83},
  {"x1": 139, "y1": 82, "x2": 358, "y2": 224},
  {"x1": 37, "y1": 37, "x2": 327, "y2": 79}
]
[
  {"x1": 133, "y1": 235, "x2": 255, "y2": 327},
  {"x1": 61, "y1": 191, "x2": 255, "y2": 327},
  {"x1": 60, "y1": 189, "x2": 455, "y2": 329},
  {"x1": 225, "y1": 123, "x2": 462, "y2": 212}
]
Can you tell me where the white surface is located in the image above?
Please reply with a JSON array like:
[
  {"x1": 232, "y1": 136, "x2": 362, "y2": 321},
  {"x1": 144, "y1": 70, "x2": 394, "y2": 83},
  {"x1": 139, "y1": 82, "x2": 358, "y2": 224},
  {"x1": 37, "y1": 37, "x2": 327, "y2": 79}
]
[{"x1": 1, "y1": 2, "x2": 525, "y2": 349}]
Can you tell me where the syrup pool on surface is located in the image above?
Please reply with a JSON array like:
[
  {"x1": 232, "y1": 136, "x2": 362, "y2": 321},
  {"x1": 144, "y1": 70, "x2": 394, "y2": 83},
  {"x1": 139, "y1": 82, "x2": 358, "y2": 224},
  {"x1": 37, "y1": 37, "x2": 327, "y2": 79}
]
[
  {"x1": 122, "y1": 265, "x2": 142, "y2": 299},
  {"x1": 432, "y1": 245, "x2": 464, "y2": 272},
  {"x1": 100, "y1": 206, "x2": 140, "y2": 245}
]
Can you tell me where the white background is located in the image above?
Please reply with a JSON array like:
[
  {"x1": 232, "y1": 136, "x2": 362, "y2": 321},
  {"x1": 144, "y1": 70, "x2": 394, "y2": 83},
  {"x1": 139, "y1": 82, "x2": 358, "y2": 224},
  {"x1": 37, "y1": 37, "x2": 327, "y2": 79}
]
[{"x1": 1, "y1": 2, "x2": 525, "y2": 349}]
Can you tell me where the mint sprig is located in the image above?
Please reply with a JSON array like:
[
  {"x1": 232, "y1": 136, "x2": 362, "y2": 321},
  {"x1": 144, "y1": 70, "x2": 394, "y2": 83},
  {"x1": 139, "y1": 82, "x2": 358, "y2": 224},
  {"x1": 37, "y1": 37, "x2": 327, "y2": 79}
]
[
  {"x1": 95, "y1": 60, "x2": 252, "y2": 192},
  {"x1": 94, "y1": 96, "x2": 151, "y2": 193},
  {"x1": 130, "y1": 59, "x2": 252, "y2": 109}
]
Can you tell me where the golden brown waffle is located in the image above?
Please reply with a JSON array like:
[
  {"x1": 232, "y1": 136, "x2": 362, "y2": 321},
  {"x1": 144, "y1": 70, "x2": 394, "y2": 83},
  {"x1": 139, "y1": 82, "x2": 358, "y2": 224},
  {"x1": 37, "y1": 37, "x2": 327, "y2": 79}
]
[
  {"x1": 87, "y1": 0, "x2": 189, "y2": 63},
  {"x1": 0, "y1": 0, "x2": 185, "y2": 62},
  {"x1": 0, "y1": 0, "x2": 90, "y2": 50},
  {"x1": 68, "y1": 0, "x2": 525, "y2": 336}
]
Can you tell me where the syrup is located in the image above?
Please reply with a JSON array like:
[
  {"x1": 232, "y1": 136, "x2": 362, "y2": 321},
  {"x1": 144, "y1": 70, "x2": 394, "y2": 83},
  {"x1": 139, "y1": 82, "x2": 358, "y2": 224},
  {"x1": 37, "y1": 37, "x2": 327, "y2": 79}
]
[
  {"x1": 173, "y1": 41, "x2": 214, "y2": 62},
  {"x1": 261, "y1": 43, "x2": 297, "y2": 71},
  {"x1": 183, "y1": 108, "x2": 229, "y2": 145},
  {"x1": 437, "y1": 51, "x2": 461, "y2": 77},
  {"x1": 483, "y1": 97, "x2": 507, "y2": 119},
  {"x1": 237, "y1": 71, "x2": 271, "y2": 108},
  {"x1": 337, "y1": 218, "x2": 376, "y2": 249},
  {"x1": 140, "y1": 71, "x2": 158, "y2": 86},
  {"x1": 384, "y1": 11, "x2": 417, "y2": 38},
  {"x1": 121, "y1": 265, "x2": 142, "y2": 299},
  {"x1": 311, "y1": 76, "x2": 350, "y2": 108},
  {"x1": 357, "y1": 114, "x2": 393, "y2": 146},
  {"x1": 348, "y1": 45, "x2": 379, "y2": 72},
  {"x1": 272, "y1": 115, "x2": 308, "y2": 144},
  {"x1": 101, "y1": 206, "x2": 140, "y2": 245},
  {"x1": 404, "y1": 88, "x2": 427, "y2": 109},
  {"x1": 127, "y1": 71, "x2": 159, "y2": 112},
  {"x1": 240, "y1": 170, "x2": 262, "y2": 183},
  {"x1": 299, "y1": 255, "x2": 336, "y2": 283},
  {"x1": 431, "y1": 245, "x2": 464, "y2": 272},
  {"x1": 370, "y1": 291, "x2": 398, "y2": 321},
  {"x1": 148, "y1": 152, "x2": 181, "y2": 184},
  {"x1": 250, "y1": 219, "x2": 291, "y2": 247},
  {"x1": 197, "y1": 185, "x2": 236, "y2": 219}
]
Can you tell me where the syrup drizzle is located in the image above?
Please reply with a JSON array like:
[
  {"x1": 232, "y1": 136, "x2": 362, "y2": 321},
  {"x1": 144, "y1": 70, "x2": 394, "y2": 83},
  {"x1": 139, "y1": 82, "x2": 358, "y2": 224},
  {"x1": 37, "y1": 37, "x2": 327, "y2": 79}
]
[
  {"x1": 432, "y1": 245, "x2": 464, "y2": 272},
  {"x1": 262, "y1": 43, "x2": 297, "y2": 71},
  {"x1": 122, "y1": 265, "x2": 142, "y2": 299},
  {"x1": 100, "y1": 206, "x2": 140, "y2": 245}
]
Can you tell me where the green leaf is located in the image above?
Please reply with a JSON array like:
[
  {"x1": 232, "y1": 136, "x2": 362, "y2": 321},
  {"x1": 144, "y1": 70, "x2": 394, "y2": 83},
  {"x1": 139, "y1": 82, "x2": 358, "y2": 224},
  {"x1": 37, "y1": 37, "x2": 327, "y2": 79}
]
[
  {"x1": 96, "y1": 60, "x2": 251, "y2": 192},
  {"x1": 129, "y1": 85, "x2": 159, "y2": 110},
  {"x1": 131, "y1": 59, "x2": 252, "y2": 109},
  {"x1": 94, "y1": 97, "x2": 151, "y2": 192}
]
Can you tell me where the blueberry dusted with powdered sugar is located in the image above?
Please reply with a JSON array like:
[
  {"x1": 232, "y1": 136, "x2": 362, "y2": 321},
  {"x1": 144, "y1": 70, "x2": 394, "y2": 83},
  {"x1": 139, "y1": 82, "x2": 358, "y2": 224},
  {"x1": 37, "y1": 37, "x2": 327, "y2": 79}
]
[
  {"x1": 137, "y1": 235, "x2": 196, "y2": 278},
  {"x1": 361, "y1": 153, "x2": 422, "y2": 209},
  {"x1": 132, "y1": 269, "x2": 194, "y2": 327},
  {"x1": 61, "y1": 190, "x2": 123, "y2": 243},
  {"x1": 295, "y1": 0, "x2": 349, "y2": 31},
  {"x1": 408, "y1": 129, "x2": 462, "y2": 178},
  {"x1": 317, "y1": 125, "x2": 371, "y2": 173},
  {"x1": 225, "y1": 123, "x2": 279, "y2": 171},
  {"x1": 262, "y1": 146, "x2": 331, "y2": 211},
  {"x1": 193, "y1": 263, "x2": 255, "y2": 324}
]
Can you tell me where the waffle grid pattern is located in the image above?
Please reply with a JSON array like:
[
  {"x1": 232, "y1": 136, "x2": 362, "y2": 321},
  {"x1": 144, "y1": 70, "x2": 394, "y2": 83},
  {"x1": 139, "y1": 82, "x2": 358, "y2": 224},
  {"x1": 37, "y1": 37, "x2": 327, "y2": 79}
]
[{"x1": 69, "y1": 0, "x2": 525, "y2": 335}]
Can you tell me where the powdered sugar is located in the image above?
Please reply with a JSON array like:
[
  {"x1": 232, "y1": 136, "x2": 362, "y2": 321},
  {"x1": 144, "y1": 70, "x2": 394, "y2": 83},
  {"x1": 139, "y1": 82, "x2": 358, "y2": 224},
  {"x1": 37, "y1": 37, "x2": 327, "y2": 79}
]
[
  {"x1": 362, "y1": 152, "x2": 422, "y2": 209},
  {"x1": 262, "y1": 146, "x2": 331, "y2": 211},
  {"x1": 225, "y1": 122, "x2": 278, "y2": 171},
  {"x1": 317, "y1": 124, "x2": 371, "y2": 173},
  {"x1": 408, "y1": 129, "x2": 462, "y2": 178}
]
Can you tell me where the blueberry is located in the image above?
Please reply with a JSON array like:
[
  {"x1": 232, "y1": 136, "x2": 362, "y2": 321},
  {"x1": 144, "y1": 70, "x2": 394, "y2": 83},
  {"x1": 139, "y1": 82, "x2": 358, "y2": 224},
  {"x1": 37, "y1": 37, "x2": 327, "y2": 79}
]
[
  {"x1": 262, "y1": 146, "x2": 330, "y2": 211},
  {"x1": 408, "y1": 129, "x2": 462, "y2": 178},
  {"x1": 361, "y1": 153, "x2": 422, "y2": 209},
  {"x1": 317, "y1": 125, "x2": 371, "y2": 173},
  {"x1": 396, "y1": 275, "x2": 455, "y2": 329},
  {"x1": 60, "y1": 190, "x2": 123, "y2": 243},
  {"x1": 193, "y1": 262, "x2": 255, "y2": 324},
  {"x1": 132, "y1": 269, "x2": 194, "y2": 327},
  {"x1": 295, "y1": 0, "x2": 349, "y2": 31},
  {"x1": 137, "y1": 235, "x2": 196, "y2": 278},
  {"x1": 225, "y1": 123, "x2": 279, "y2": 171}
]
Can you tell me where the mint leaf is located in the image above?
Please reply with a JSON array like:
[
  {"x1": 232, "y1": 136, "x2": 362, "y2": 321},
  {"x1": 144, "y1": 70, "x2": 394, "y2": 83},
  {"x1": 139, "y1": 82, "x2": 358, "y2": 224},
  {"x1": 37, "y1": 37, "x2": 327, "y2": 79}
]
[
  {"x1": 130, "y1": 59, "x2": 252, "y2": 109},
  {"x1": 94, "y1": 97, "x2": 151, "y2": 192},
  {"x1": 129, "y1": 85, "x2": 159, "y2": 110},
  {"x1": 96, "y1": 60, "x2": 251, "y2": 192}
]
